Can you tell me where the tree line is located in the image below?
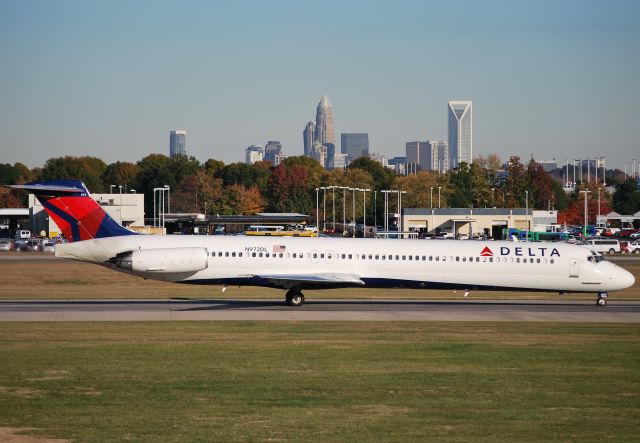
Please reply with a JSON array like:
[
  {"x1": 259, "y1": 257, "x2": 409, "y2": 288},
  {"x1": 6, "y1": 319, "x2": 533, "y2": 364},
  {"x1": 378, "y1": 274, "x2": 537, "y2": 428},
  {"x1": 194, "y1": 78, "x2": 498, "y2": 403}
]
[{"x1": 1, "y1": 154, "x2": 638, "y2": 226}]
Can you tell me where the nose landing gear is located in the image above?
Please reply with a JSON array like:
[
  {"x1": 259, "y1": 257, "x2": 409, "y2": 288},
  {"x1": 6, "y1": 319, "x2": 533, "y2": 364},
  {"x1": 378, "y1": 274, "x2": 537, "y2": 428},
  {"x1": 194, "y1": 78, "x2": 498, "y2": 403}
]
[{"x1": 596, "y1": 291, "x2": 608, "y2": 307}]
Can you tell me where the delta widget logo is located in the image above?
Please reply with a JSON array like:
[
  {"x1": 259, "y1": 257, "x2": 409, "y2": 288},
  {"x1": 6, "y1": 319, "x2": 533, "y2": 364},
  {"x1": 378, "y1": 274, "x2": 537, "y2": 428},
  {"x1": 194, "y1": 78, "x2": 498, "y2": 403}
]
[{"x1": 480, "y1": 247, "x2": 494, "y2": 257}]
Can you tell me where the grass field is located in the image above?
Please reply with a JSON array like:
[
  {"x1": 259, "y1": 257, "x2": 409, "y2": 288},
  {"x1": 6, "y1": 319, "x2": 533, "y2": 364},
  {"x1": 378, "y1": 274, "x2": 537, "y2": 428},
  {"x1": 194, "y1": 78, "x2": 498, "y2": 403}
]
[
  {"x1": 0, "y1": 322, "x2": 638, "y2": 442},
  {"x1": 1, "y1": 254, "x2": 640, "y2": 301}
]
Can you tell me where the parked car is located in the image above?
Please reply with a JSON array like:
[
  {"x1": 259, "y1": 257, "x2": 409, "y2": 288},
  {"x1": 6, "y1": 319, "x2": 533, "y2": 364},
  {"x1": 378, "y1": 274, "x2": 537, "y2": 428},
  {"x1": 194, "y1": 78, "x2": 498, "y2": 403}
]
[
  {"x1": 620, "y1": 241, "x2": 630, "y2": 254},
  {"x1": 42, "y1": 241, "x2": 55, "y2": 253},
  {"x1": 618, "y1": 229, "x2": 638, "y2": 238},
  {"x1": 582, "y1": 239, "x2": 622, "y2": 254},
  {"x1": 15, "y1": 229, "x2": 31, "y2": 239},
  {"x1": 629, "y1": 241, "x2": 640, "y2": 254},
  {"x1": 630, "y1": 232, "x2": 640, "y2": 239},
  {"x1": 0, "y1": 239, "x2": 12, "y2": 251}
]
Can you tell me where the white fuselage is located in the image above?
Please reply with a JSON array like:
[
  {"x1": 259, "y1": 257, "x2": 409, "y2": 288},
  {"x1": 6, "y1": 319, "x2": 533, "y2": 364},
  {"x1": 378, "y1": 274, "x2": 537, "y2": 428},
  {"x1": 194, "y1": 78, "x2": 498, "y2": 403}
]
[{"x1": 55, "y1": 235, "x2": 635, "y2": 294}]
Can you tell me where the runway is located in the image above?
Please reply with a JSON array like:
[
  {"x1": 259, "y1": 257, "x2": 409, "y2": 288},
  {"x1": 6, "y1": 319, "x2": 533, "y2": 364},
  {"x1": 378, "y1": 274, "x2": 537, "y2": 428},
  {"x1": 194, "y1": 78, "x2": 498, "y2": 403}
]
[{"x1": 1, "y1": 299, "x2": 639, "y2": 322}]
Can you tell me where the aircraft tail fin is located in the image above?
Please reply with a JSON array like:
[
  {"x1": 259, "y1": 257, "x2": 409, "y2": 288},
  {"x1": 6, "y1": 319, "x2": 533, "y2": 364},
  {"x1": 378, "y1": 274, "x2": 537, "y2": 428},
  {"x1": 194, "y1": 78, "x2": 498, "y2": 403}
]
[{"x1": 11, "y1": 180, "x2": 137, "y2": 243}]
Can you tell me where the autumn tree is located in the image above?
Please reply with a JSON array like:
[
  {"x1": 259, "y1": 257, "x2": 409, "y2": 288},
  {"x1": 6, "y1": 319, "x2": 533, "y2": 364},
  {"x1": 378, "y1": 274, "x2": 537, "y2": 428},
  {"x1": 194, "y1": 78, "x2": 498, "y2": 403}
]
[
  {"x1": 40, "y1": 156, "x2": 107, "y2": 192},
  {"x1": 266, "y1": 163, "x2": 313, "y2": 214}
]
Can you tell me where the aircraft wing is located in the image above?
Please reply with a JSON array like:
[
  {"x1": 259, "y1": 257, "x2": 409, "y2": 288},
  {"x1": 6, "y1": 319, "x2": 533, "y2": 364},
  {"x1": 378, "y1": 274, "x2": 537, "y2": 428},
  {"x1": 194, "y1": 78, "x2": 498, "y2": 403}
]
[{"x1": 250, "y1": 273, "x2": 365, "y2": 288}]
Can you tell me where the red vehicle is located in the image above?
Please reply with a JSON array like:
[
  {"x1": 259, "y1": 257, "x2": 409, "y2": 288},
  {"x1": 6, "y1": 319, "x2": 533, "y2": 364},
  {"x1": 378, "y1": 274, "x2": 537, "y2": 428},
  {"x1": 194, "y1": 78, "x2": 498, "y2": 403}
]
[
  {"x1": 618, "y1": 229, "x2": 637, "y2": 238},
  {"x1": 602, "y1": 229, "x2": 614, "y2": 237},
  {"x1": 620, "y1": 241, "x2": 630, "y2": 253}
]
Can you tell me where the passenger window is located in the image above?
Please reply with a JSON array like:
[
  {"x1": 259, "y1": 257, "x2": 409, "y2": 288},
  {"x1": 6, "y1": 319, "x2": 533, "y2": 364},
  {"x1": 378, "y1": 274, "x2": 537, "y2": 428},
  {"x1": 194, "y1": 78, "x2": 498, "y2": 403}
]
[
  {"x1": 293, "y1": 253, "x2": 297, "y2": 258},
  {"x1": 476, "y1": 257, "x2": 480, "y2": 262},
  {"x1": 348, "y1": 254, "x2": 353, "y2": 259},
  {"x1": 313, "y1": 253, "x2": 317, "y2": 259},
  {"x1": 516, "y1": 258, "x2": 520, "y2": 263},
  {"x1": 435, "y1": 256, "x2": 440, "y2": 261},
  {"x1": 429, "y1": 256, "x2": 433, "y2": 261},
  {"x1": 218, "y1": 252, "x2": 223, "y2": 257},
  {"x1": 320, "y1": 253, "x2": 325, "y2": 259},
  {"x1": 232, "y1": 252, "x2": 236, "y2": 257},
  {"x1": 395, "y1": 255, "x2": 400, "y2": 260},
  {"x1": 354, "y1": 254, "x2": 359, "y2": 259},
  {"x1": 489, "y1": 257, "x2": 493, "y2": 263},
  {"x1": 279, "y1": 253, "x2": 284, "y2": 258},
  {"x1": 456, "y1": 257, "x2": 460, "y2": 262},
  {"x1": 550, "y1": 259, "x2": 554, "y2": 264},
  {"x1": 381, "y1": 255, "x2": 386, "y2": 260},
  {"x1": 341, "y1": 254, "x2": 346, "y2": 259},
  {"x1": 537, "y1": 258, "x2": 540, "y2": 263},
  {"x1": 259, "y1": 253, "x2": 263, "y2": 257},
  {"x1": 368, "y1": 254, "x2": 372, "y2": 260},
  {"x1": 225, "y1": 252, "x2": 229, "y2": 257},
  {"x1": 402, "y1": 255, "x2": 406, "y2": 260},
  {"x1": 523, "y1": 258, "x2": 527, "y2": 263},
  {"x1": 375, "y1": 255, "x2": 379, "y2": 260},
  {"x1": 239, "y1": 252, "x2": 243, "y2": 257},
  {"x1": 422, "y1": 256, "x2": 426, "y2": 261},
  {"x1": 266, "y1": 253, "x2": 270, "y2": 258}
]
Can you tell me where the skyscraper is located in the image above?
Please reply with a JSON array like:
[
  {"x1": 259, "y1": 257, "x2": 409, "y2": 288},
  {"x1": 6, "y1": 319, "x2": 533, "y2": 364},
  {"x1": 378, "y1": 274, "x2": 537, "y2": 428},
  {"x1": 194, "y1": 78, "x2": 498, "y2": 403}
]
[
  {"x1": 169, "y1": 130, "x2": 187, "y2": 157},
  {"x1": 314, "y1": 95, "x2": 335, "y2": 166},
  {"x1": 303, "y1": 121, "x2": 315, "y2": 157},
  {"x1": 405, "y1": 140, "x2": 449, "y2": 172},
  {"x1": 341, "y1": 133, "x2": 369, "y2": 161},
  {"x1": 264, "y1": 140, "x2": 283, "y2": 165},
  {"x1": 245, "y1": 145, "x2": 264, "y2": 165},
  {"x1": 447, "y1": 101, "x2": 472, "y2": 168}
]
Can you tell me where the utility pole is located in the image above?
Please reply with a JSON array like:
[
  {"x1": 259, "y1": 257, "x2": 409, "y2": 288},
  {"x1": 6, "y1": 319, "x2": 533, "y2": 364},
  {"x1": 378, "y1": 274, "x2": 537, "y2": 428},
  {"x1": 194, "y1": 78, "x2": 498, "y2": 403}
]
[{"x1": 580, "y1": 189, "x2": 591, "y2": 237}]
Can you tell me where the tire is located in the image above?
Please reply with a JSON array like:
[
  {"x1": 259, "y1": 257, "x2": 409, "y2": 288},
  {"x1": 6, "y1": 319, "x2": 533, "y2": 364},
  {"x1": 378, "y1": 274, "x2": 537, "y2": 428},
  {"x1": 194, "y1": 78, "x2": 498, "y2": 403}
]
[
  {"x1": 609, "y1": 248, "x2": 616, "y2": 254},
  {"x1": 289, "y1": 293, "x2": 304, "y2": 307},
  {"x1": 597, "y1": 298, "x2": 607, "y2": 306},
  {"x1": 634, "y1": 249, "x2": 640, "y2": 254}
]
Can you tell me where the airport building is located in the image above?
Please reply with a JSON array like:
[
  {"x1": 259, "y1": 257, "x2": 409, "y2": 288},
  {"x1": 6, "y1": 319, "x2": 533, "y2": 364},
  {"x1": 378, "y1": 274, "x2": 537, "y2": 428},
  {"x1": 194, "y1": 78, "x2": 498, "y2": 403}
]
[{"x1": 402, "y1": 208, "x2": 536, "y2": 239}]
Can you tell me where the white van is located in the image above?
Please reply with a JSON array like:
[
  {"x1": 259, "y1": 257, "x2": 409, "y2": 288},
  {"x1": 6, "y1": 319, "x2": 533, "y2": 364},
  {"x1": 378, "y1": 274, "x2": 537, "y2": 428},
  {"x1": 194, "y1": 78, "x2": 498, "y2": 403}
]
[
  {"x1": 15, "y1": 230, "x2": 31, "y2": 239},
  {"x1": 583, "y1": 239, "x2": 621, "y2": 254}
]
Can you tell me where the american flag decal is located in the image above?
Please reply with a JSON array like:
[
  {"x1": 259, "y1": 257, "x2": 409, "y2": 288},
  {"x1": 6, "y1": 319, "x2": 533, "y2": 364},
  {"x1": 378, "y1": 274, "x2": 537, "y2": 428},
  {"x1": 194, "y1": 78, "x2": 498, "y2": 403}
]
[{"x1": 273, "y1": 245, "x2": 286, "y2": 253}]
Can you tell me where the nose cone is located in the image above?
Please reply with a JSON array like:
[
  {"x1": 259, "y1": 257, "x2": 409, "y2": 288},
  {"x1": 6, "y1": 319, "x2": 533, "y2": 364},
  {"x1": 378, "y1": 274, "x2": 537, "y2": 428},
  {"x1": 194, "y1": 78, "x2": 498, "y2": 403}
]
[{"x1": 619, "y1": 268, "x2": 636, "y2": 290}]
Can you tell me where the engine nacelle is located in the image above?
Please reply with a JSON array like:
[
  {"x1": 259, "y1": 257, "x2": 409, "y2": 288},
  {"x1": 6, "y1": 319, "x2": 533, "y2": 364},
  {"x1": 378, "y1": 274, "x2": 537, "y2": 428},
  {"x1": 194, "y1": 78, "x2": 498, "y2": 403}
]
[{"x1": 113, "y1": 247, "x2": 209, "y2": 274}]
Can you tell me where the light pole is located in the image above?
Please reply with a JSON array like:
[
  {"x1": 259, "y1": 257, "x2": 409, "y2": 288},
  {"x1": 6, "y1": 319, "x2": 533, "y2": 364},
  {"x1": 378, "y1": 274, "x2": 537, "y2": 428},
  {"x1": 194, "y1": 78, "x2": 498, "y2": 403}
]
[
  {"x1": 430, "y1": 187, "x2": 433, "y2": 209},
  {"x1": 437, "y1": 186, "x2": 442, "y2": 209},
  {"x1": 342, "y1": 186, "x2": 347, "y2": 235},
  {"x1": 332, "y1": 186, "x2": 336, "y2": 231},
  {"x1": 118, "y1": 185, "x2": 123, "y2": 224},
  {"x1": 597, "y1": 187, "x2": 601, "y2": 226},
  {"x1": 315, "y1": 188, "x2": 319, "y2": 236},
  {"x1": 580, "y1": 189, "x2": 591, "y2": 237},
  {"x1": 352, "y1": 187, "x2": 356, "y2": 238},
  {"x1": 164, "y1": 185, "x2": 171, "y2": 214},
  {"x1": 362, "y1": 188, "x2": 370, "y2": 237},
  {"x1": 525, "y1": 190, "x2": 529, "y2": 241},
  {"x1": 321, "y1": 186, "x2": 327, "y2": 232},
  {"x1": 491, "y1": 188, "x2": 495, "y2": 207},
  {"x1": 374, "y1": 190, "x2": 377, "y2": 231},
  {"x1": 110, "y1": 184, "x2": 115, "y2": 194}
]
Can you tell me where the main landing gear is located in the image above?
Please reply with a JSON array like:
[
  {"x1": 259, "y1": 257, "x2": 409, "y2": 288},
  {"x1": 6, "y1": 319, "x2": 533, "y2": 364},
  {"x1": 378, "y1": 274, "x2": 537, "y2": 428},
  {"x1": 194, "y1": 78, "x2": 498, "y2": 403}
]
[
  {"x1": 285, "y1": 287, "x2": 305, "y2": 307},
  {"x1": 596, "y1": 291, "x2": 608, "y2": 307}
]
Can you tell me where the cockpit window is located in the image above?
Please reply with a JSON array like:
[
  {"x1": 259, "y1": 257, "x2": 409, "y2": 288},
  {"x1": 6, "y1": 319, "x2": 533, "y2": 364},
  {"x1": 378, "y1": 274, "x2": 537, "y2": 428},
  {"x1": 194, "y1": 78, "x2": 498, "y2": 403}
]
[{"x1": 587, "y1": 251, "x2": 606, "y2": 263}]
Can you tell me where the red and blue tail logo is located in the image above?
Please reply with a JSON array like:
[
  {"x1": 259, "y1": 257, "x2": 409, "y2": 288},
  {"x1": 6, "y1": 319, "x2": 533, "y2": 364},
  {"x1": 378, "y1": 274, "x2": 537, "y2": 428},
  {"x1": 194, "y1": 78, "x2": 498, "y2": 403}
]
[{"x1": 12, "y1": 180, "x2": 137, "y2": 243}]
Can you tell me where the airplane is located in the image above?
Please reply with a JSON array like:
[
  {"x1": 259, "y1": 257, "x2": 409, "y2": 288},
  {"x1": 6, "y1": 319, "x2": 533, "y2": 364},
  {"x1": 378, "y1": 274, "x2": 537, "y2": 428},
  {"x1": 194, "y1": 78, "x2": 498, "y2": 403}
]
[{"x1": 11, "y1": 179, "x2": 635, "y2": 307}]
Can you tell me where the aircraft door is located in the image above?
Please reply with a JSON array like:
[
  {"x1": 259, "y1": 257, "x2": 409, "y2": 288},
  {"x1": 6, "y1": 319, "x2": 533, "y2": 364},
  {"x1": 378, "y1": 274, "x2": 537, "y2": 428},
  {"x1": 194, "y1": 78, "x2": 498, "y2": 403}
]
[{"x1": 569, "y1": 258, "x2": 579, "y2": 278}]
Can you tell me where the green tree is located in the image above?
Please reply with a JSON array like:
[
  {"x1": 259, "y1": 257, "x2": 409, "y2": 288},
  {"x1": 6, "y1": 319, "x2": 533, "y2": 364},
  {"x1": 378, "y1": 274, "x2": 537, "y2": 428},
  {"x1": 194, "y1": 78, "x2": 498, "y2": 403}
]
[
  {"x1": 348, "y1": 157, "x2": 394, "y2": 191},
  {"x1": 503, "y1": 156, "x2": 528, "y2": 207},
  {"x1": 216, "y1": 162, "x2": 272, "y2": 193},
  {"x1": 101, "y1": 162, "x2": 139, "y2": 192},
  {"x1": 40, "y1": 156, "x2": 107, "y2": 192},
  {"x1": 613, "y1": 179, "x2": 640, "y2": 215},
  {"x1": 0, "y1": 164, "x2": 19, "y2": 185}
]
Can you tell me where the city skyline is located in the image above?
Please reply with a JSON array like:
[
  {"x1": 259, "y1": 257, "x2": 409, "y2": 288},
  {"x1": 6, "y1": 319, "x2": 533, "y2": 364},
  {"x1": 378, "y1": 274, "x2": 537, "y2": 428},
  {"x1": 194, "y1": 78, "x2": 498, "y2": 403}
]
[{"x1": 1, "y1": 1, "x2": 639, "y2": 169}]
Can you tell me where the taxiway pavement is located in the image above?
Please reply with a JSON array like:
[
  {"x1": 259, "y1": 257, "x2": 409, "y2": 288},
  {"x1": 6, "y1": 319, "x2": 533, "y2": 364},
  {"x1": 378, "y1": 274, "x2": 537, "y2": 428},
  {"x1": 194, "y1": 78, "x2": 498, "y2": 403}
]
[{"x1": 1, "y1": 299, "x2": 639, "y2": 322}]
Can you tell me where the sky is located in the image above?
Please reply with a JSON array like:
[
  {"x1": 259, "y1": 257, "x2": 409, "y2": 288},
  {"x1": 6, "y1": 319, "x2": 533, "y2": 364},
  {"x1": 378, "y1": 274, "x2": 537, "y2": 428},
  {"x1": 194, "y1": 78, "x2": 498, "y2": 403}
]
[{"x1": 1, "y1": 0, "x2": 639, "y2": 170}]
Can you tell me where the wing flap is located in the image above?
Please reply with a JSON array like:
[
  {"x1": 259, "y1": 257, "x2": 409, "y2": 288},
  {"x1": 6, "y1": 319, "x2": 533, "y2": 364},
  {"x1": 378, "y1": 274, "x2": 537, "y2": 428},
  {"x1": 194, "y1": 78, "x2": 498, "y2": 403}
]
[{"x1": 252, "y1": 273, "x2": 364, "y2": 287}]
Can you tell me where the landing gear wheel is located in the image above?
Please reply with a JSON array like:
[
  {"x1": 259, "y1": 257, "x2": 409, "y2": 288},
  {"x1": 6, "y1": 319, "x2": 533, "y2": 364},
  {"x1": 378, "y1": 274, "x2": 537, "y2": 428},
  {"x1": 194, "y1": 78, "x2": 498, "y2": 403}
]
[
  {"x1": 285, "y1": 289, "x2": 305, "y2": 307},
  {"x1": 596, "y1": 291, "x2": 608, "y2": 307}
]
